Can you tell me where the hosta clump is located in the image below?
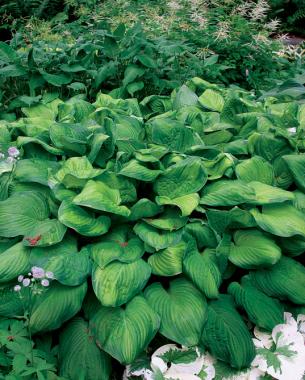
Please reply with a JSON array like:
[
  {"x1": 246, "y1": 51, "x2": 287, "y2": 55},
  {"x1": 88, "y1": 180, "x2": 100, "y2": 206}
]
[{"x1": 0, "y1": 77, "x2": 305, "y2": 378}]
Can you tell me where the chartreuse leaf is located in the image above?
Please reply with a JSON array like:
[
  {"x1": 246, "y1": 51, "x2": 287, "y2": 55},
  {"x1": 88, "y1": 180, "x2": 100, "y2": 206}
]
[
  {"x1": 185, "y1": 221, "x2": 218, "y2": 249},
  {"x1": 143, "y1": 209, "x2": 188, "y2": 231},
  {"x1": 247, "y1": 181, "x2": 294, "y2": 205},
  {"x1": 200, "y1": 180, "x2": 256, "y2": 206},
  {"x1": 59, "y1": 317, "x2": 111, "y2": 380},
  {"x1": 44, "y1": 248, "x2": 91, "y2": 286},
  {"x1": 17, "y1": 136, "x2": 64, "y2": 155},
  {"x1": 29, "y1": 281, "x2": 87, "y2": 333},
  {"x1": 144, "y1": 278, "x2": 208, "y2": 346},
  {"x1": 228, "y1": 229, "x2": 281, "y2": 269},
  {"x1": 52, "y1": 156, "x2": 103, "y2": 189},
  {"x1": 92, "y1": 260, "x2": 151, "y2": 307},
  {"x1": 154, "y1": 158, "x2": 207, "y2": 199},
  {"x1": 148, "y1": 240, "x2": 187, "y2": 276},
  {"x1": 22, "y1": 219, "x2": 67, "y2": 247},
  {"x1": 235, "y1": 156, "x2": 274, "y2": 185},
  {"x1": 200, "y1": 295, "x2": 256, "y2": 369},
  {"x1": 90, "y1": 295, "x2": 160, "y2": 364},
  {"x1": 58, "y1": 201, "x2": 111, "y2": 237},
  {"x1": 73, "y1": 180, "x2": 130, "y2": 217},
  {"x1": 134, "y1": 222, "x2": 184, "y2": 250},
  {"x1": 248, "y1": 256, "x2": 305, "y2": 304},
  {"x1": 183, "y1": 244, "x2": 221, "y2": 299},
  {"x1": 50, "y1": 122, "x2": 90, "y2": 155},
  {"x1": 228, "y1": 278, "x2": 284, "y2": 331},
  {"x1": 15, "y1": 159, "x2": 60, "y2": 186},
  {"x1": 155, "y1": 193, "x2": 200, "y2": 216},
  {"x1": 199, "y1": 89, "x2": 224, "y2": 112},
  {"x1": 128, "y1": 199, "x2": 162, "y2": 221},
  {"x1": 0, "y1": 192, "x2": 49, "y2": 237},
  {"x1": 250, "y1": 203, "x2": 305, "y2": 237},
  {"x1": 0, "y1": 242, "x2": 30, "y2": 283},
  {"x1": 283, "y1": 154, "x2": 305, "y2": 192},
  {"x1": 119, "y1": 159, "x2": 162, "y2": 182}
]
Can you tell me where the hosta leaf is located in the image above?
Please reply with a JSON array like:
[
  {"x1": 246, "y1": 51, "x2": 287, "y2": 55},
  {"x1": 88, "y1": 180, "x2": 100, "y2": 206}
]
[
  {"x1": 22, "y1": 219, "x2": 67, "y2": 247},
  {"x1": 0, "y1": 192, "x2": 49, "y2": 237},
  {"x1": 58, "y1": 201, "x2": 111, "y2": 237},
  {"x1": 144, "y1": 278, "x2": 207, "y2": 346},
  {"x1": 185, "y1": 221, "x2": 218, "y2": 249},
  {"x1": 248, "y1": 256, "x2": 305, "y2": 304},
  {"x1": 15, "y1": 159, "x2": 60, "y2": 186},
  {"x1": 49, "y1": 122, "x2": 90, "y2": 155},
  {"x1": 228, "y1": 229, "x2": 281, "y2": 269},
  {"x1": 235, "y1": 156, "x2": 274, "y2": 185},
  {"x1": 148, "y1": 241, "x2": 186, "y2": 276},
  {"x1": 92, "y1": 259, "x2": 151, "y2": 307},
  {"x1": 73, "y1": 180, "x2": 130, "y2": 217},
  {"x1": 134, "y1": 222, "x2": 184, "y2": 250},
  {"x1": 199, "y1": 89, "x2": 224, "y2": 112},
  {"x1": 250, "y1": 203, "x2": 305, "y2": 237},
  {"x1": 98, "y1": 171, "x2": 137, "y2": 203},
  {"x1": 59, "y1": 317, "x2": 111, "y2": 380},
  {"x1": 173, "y1": 85, "x2": 198, "y2": 110},
  {"x1": 29, "y1": 281, "x2": 87, "y2": 333},
  {"x1": 0, "y1": 283, "x2": 24, "y2": 317},
  {"x1": 183, "y1": 244, "x2": 221, "y2": 299},
  {"x1": 154, "y1": 158, "x2": 207, "y2": 199},
  {"x1": 143, "y1": 209, "x2": 188, "y2": 231},
  {"x1": 228, "y1": 279, "x2": 284, "y2": 331},
  {"x1": 247, "y1": 181, "x2": 294, "y2": 205},
  {"x1": 44, "y1": 249, "x2": 91, "y2": 286},
  {"x1": 200, "y1": 180, "x2": 256, "y2": 206},
  {"x1": 17, "y1": 136, "x2": 64, "y2": 155},
  {"x1": 52, "y1": 156, "x2": 103, "y2": 189},
  {"x1": 155, "y1": 193, "x2": 200, "y2": 216},
  {"x1": 128, "y1": 199, "x2": 162, "y2": 221},
  {"x1": 119, "y1": 159, "x2": 162, "y2": 181},
  {"x1": 200, "y1": 295, "x2": 256, "y2": 369},
  {"x1": 283, "y1": 154, "x2": 305, "y2": 192},
  {"x1": 0, "y1": 243, "x2": 30, "y2": 283},
  {"x1": 90, "y1": 295, "x2": 160, "y2": 364}
]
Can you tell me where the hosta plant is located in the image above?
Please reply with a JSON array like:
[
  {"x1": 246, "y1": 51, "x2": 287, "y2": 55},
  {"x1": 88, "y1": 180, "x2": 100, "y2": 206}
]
[{"x1": 0, "y1": 77, "x2": 305, "y2": 378}]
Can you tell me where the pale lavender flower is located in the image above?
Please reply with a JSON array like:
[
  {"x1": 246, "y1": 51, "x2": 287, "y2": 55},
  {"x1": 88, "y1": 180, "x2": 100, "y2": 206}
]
[
  {"x1": 22, "y1": 278, "x2": 31, "y2": 287},
  {"x1": 41, "y1": 279, "x2": 49, "y2": 287},
  {"x1": 18, "y1": 275, "x2": 24, "y2": 282},
  {"x1": 45, "y1": 271, "x2": 54, "y2": 279},
  {"x1": 31, "y1": 266, "x2": 45, "y2": 279},
  {"x1": 14, "y1": 285, "x2": 21, "y2": 292},
  {"x1": 6, "y1": 156, "x2": 15, "y2": 164},
  {"x1": 7, "y1": 147, "x2": 20, "y2": 158}
]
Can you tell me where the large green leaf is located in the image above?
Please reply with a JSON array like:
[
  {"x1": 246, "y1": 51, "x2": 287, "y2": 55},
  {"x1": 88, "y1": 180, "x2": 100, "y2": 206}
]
[
  {"x1": 248, "y1": 256, "x2": 305, "y2": 304},
  {"x1": 73, "y1": 180, "x2": 130, "y2": 217},
  {"x1": 59, "y1": 317, "x2": 111, "y2": 380},
  {"x1": 22, "y1": 219, "x2": 67, "y2": 247},
  {"x1": 154, "y1": 158, "x2": 207, "y2": 199},
  {"x1": 250, "y1": 203, "x2": 305, "y2": 237},
  {"x1": 52, "y1": 156, "x2": 103, "y2": 189},
  {"x1": 247, "y1": 181, "x2": 294, "y2": 205},
  {"x1": 183, "y1": 245, "x2": 221, "y2": 299},
  {"x1": 29, "y1": 281, "x2": 87, "y2": 333},
  {"x1": 235, "y1": 156, "x2": 274, "y2": 185},
  {"x1": 92, "y1": 259, "x2": 151, "y2": 307},
  {"x1": 15, "y1": 159, "x2": 60, "y2": 186},
  {"x1": 119, "y1": 159, "x2": 162, "y2": 181},
  {"x1": 0, "y1": 283, "x2": 24, "y2": 317},
  {"x1": 144, "y1": 278, "x2": 207, "y2": 346},
  {"x1": 0, "y1": 242, "x2": 30, "y2": 283},
  {"x1": 155, "y1": 193, "x2": 200, "y2": 216},
  {"x1": 143, "y1": 209, "x2": 188, "y2": 231},
  {"x1": 228, "y1": 229, "x2": 281, "y2": 269},
  {"x1": 199, "y1": 89, "x2": 224, "y2": 112},
  {"x1": 133, "y1": 222, "x2": 184, "y2": 250},
  {"x1": 90, "y1": 295, "x2": 160, "y2": 364},
  {"x1": 58, "y1": 201, "x2": 111, "y2": 237},
  {"x1": 283, "y1": 154, "x2": 305, "y2": 192},
  {"x1": 200, "y1": 295, "x2": 256, "y2": 369},
  {"x1": 148, "y1": 241, "x2": 186, "y2": 276},
  {"x1": 0, "y1": 192, "x2": 49, "y2": 237},
  {"x1": 228, "y1": 278, "x2": 284, "y2": 331}
]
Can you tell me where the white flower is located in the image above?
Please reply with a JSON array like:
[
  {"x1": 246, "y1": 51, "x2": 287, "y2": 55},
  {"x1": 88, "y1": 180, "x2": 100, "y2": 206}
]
[
  {"x1": 18, "y1": 275, "x2": 24, "y2": 282},
  {"x1": 297, "y1": 314, "x2": 305, "y2": 339},
  {"x1": 0, "y1": 152, "x2": 5, "y2": 159},
  {"x1": 7, "y1": 147, "x2": 20, "y2": 158},
  {"x1": 6, "y1": 156, "x2": 15, "y2": 164},
  {"x1": 22, "y1": 278, "x2": 31, "y2": 287},
  {"x1": 14, "y1": 285, "x2": 21, "y2": 292},
  {"x1": 45, "y1": 271, "x2": 54, "y2": 279},
  {"x1": 31, "y1": 266, "x2": 45, "y2": 279},
  {"x1": 41, "y1": 279, "x2": 49, "y2": 287}
]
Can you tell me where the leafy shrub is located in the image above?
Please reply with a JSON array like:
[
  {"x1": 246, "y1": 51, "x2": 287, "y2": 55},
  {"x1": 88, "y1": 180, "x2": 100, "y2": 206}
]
[{"x1": 1, "y1": 77, "x2": 305, "y2": 378}]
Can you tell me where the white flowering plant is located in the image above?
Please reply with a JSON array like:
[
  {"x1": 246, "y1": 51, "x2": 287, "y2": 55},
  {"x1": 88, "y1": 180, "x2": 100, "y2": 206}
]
[{"x1": 124, "y1": 313, "x2": 305, "y2": 380}]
